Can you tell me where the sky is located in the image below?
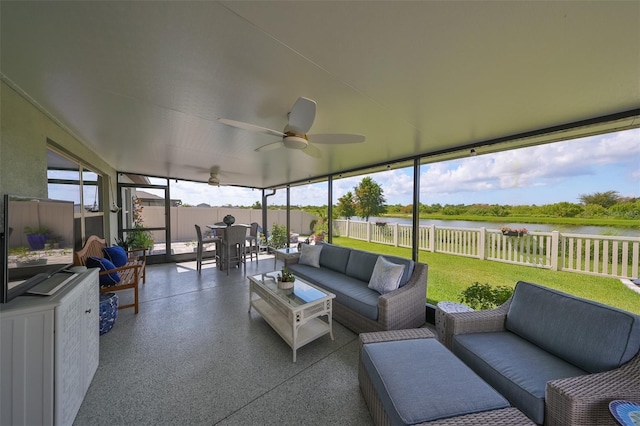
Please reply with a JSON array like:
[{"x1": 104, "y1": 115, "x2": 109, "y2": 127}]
[
  {"x1": 168, "y1": 127, "x2": 639, "y2": 207},
  {"x1": 49, "y1": 128, "x2": 639, "y2": 208}
]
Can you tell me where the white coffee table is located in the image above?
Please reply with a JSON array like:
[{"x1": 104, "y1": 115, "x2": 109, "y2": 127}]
[{"x1": 248, "y1": 271, "x2": 335, "y2": 362}]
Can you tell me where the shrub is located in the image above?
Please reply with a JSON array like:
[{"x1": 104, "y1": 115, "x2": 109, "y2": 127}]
[{"x1": 459, "y1": 282, "x2": 513, "y2": 310}]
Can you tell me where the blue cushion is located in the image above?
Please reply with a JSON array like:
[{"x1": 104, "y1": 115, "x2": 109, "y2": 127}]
[
  {"x1": 506, "y1": 281, "x2": 640, "y2": 373},
  {"x1": 453, "y1": 331, "x2": 587, "y2": 424},
  {"x1": 362, "y1": 338, "x2": 509, "y2": 425},
  {"x1": 287, "y1": 263, "x2": 380, "y2": 320},
  {"x1": 345, "y1": 249, "x2": 379, "y2": 282},
  {"x1": 86, "y1": 256, "x2": 121, "y2": 286},
  {"x1": 317, "y1": 243, "x2": 351, "y2": 274},
  {"x1": 103, "y1": 245, "x2": 128, "y2": 267}
]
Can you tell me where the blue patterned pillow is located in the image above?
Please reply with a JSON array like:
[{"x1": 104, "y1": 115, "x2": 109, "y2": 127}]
[
  {"x1": 103, "y1": 245, "x2": 128, "y2": 267},
  {"x1": 86, "y1": 256, "x2": 121, "y2": 286},
  {"x1": 368, "y1": 256, "x2": 405, "y2": 295}
]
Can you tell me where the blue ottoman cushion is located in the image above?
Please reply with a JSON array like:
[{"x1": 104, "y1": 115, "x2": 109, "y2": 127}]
[{"x1": 361, "y1": 338, "x2": 509, "y2": 425}]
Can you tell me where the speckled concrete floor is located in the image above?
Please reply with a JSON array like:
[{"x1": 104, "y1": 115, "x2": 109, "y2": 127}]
[{"x1": 74, "y1": 258, "x2": 373, "y2": 426}]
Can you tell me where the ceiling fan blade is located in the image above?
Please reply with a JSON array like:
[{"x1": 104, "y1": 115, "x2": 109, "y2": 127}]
[
  {"x1": 287, "y1": 97, "x2": 316, "y2": 134},
  {"x1": 218, "y1": 118, "x2": 284, "y2": 137},
  {"x1": 302, "y1": 144, "x2": 322, "y2": 159},
  {"x1": 255, "y1": 141, "x2": 284, "y2": 152},
  {"x1": 307, "y1": 133, "x2": 366, "y2": 144}
]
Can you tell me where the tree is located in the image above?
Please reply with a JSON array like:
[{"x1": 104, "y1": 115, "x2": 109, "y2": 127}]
[
  {"x1": 336, "y1": 191, "x2": 356, "y2": 219},
  {"x1": 353, "y1": 177, "x2": 386, "y2": 221},
  {"x1": 579, "y1": 191, "x2": 620, "y2": 208},
  {"x1": 251, "y1": 201, "x2": 262, "y2": 210}
]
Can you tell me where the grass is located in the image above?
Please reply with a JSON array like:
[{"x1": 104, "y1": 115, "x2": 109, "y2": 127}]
[{"x1": 331, "y1": 237, "x2": 640, "y2": 315}]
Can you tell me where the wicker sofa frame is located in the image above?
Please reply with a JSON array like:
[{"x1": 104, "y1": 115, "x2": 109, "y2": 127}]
[
  {"x1": 358, "y1": 329, "x2": 536, "y2": 425},
  {"x1": 443, "y1": 298, "x2": 640, "y2": 425},
  {"x1": 289, "y1": 258, "x2": 428, "y2": 333}
]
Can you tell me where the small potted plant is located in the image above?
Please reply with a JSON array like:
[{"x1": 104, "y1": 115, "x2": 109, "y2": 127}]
[{"x1": 277, "y1": 267, "x2": 295, "y2": 290}]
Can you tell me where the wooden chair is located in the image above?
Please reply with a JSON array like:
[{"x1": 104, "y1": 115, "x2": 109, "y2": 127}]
[
  {"x1": 195, "y1": 224, "x2": 219, "y2": 273},
  {"x1": 73, "y1": 235, "x2": 147, "y2": 314}
]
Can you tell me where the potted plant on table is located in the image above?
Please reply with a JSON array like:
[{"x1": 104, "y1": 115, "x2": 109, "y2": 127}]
[{"x1": 277, "y1": 267, "x2": 295, "y2": 290}]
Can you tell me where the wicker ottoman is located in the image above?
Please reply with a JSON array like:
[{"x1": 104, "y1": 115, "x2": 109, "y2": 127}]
[
  {"x1": 99, "y1": 292, "x2": 118, "y2": 335},
  {"x1": 359, "y1": 330, "x2": 535, "y2": 425}
]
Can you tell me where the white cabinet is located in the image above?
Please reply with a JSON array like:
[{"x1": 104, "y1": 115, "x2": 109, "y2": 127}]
[{"x1": 0, "y1": 269, "x2": 99, "y2": 426}]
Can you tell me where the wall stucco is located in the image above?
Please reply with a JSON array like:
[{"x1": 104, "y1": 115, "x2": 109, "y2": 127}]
[{"x1": 1, "y1": 81, "x2": 118, "y2": 242}]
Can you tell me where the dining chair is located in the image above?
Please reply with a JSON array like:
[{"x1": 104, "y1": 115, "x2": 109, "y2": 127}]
[
  {"x1": 195, "y1": 224, "x2": 219, "y2": 274},
  {"x1": 220, "y1": 225, "x2": 248, "y2": 275},
  {"x1": 245, "y1": 222, "x2": 259, "y2": 263}
]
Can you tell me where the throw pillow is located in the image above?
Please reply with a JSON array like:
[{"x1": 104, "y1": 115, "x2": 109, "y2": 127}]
[
  {"x1": 86, "y1": 256, "x2": 121, "y2": 287},
  {"x1": 103, "y1": 245, "x2": 128, "y2": 267},
  {"x1": 368, "y1": 256, "x2": 405, "y2": 295},
  {"x1": 298, "y1": 243, "x2": 322, "y2": 268}
]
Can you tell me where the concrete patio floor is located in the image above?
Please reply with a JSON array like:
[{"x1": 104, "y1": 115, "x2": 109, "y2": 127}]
[{"x1": 75, "y1": 254, "x2": 374, "y2": 425}]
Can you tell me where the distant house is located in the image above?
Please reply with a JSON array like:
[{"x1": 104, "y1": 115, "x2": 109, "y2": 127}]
[
  {"x1": 136, "y1": 190, "x2": 182, "y2": 207},
  {"x1": 197, "y1": 203, "x2": 211, "y2": 208}
]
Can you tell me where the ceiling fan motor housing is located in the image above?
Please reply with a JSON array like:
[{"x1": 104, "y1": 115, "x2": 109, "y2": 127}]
[{"x1": 283, "y1": 133, "x2": 308, "y2": 149}]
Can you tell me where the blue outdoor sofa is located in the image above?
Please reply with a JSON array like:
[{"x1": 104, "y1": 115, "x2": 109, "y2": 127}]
[{"x1": 287, "y1": 242, "x2": 428, "y2": 333}]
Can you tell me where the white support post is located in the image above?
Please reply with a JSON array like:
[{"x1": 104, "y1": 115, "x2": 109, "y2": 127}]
[
  {"x1": 479, "y1": 227, "x2": 486, "y2": 259},
  {"x1": 393, "y1": 223, "x2": 399, "y2": 246},
  {"x1": 551, "y1": 231, "x2": 560, "y2": 271},
  {"x1": 429, "y1": 225, "x2": 435, "y2": 252}
]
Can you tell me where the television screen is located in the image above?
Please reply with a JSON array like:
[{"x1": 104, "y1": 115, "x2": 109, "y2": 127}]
[{"x1": 2, "y1": 195, "x2": 75, "y2": 303}]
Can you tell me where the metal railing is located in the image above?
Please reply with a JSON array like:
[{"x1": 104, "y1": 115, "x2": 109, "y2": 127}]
[{"x1": 334, "y1": 219, "x2": 640, "y2": 280}]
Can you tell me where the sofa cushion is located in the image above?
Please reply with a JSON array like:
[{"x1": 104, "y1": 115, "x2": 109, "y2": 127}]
[
  {"x1": 362, "y1": 338, "x2": 509, "y2": 425},
  {"x1": 368, "y1": 256, "x2": 405, "y2": 295},
  {"x1": 345, "y1": 249, "x2": 379, "y2": 282},
  {"x1": 298, "y1": 243, "x2": 322, "y2": 268},
  {"x1": 345, "y1": 248, "x2": 415, "y2": 288},
  {"x1": 506, "y1": 281, "x2": 640, "y2": 373},
  {"x1": 452, "y1": 331, "x2": 587, "y2": 425},
  {"x1": 287, "y1": 263, "x2": 379, "y2": 320},
  {"x1": 317, "y1": 242, "x2": 351, "y2": 274}
]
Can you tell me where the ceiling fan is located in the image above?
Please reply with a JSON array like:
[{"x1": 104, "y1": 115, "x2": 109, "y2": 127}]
[
  {"x1": 218, "y1": 97, "x2": 365, "y2": 158},
  {"x1": 205, "y1": 166, "x2": 242, "y2": 187}
]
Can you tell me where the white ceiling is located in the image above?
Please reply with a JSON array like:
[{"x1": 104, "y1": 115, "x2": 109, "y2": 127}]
[{"x1": 2, "y1": 1, "x2": 639, "y2": 188}]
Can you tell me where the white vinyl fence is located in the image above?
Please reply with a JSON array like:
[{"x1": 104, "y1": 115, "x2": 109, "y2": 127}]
[{"x1": 334, "y1": 219, "x2": 640, "y2": 280}]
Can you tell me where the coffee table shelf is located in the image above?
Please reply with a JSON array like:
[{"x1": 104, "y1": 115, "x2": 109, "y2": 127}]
[{"x1": 248, "y1": 272, "x2": 335, "y2": 362}]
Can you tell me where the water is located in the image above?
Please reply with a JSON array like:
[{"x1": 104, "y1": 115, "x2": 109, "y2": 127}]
[{"x1": 354, "y1": 217, "x2": 640, "y2": 238}]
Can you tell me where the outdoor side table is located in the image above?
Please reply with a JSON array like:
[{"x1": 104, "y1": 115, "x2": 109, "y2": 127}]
[{"x1": 436, "y1": 301, "x2": 474, "y2": 346}]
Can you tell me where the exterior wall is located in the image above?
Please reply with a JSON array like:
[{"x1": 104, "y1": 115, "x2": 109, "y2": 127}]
[{"x1": 0, "y1": 81, "x2": 118, "y2": 242}]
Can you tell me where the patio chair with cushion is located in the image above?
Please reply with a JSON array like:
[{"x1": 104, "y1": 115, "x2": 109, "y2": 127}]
[{"x1": 195, "y1": 224, "x2": 219, "y2": 274}]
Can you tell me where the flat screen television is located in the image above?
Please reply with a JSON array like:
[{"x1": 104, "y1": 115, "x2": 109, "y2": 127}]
[{"x1": 1, "y1": 195, "x2": 75, "y2": 303}]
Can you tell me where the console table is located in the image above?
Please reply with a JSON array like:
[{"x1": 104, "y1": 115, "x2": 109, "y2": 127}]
[{"x1": 0, "y1": 269, "x2": 99, "y2": 426}]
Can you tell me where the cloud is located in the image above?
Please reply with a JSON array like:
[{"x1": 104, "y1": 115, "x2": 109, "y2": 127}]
[{"x1": 419, "y1": 128, "x2": 640, "y2": 201}]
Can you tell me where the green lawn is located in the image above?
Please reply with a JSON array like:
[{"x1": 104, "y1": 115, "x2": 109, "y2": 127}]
[{"x1": 331, "y1": 237, "x2": 640, "y2": 314}]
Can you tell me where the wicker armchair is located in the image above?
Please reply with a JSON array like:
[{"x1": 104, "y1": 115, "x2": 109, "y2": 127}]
[{"x1": 444, "y1": 298, "x2": 640, "y2": 425}]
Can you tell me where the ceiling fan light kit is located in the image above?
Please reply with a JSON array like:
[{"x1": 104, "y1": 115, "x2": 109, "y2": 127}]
[{"x1": 283, "y1": 132, "x2": 308, "y2": 150}]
